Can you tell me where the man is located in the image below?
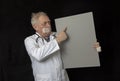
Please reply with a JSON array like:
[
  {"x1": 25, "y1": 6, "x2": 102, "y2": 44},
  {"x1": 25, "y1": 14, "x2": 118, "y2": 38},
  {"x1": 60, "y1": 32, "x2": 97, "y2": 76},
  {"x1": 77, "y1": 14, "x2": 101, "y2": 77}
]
[
  {"x1": 24, "y1": 11, "x2": 101, "y2": 81},
  {"x1": 24, "y1": 12, "x2": 69, "y2": 81}
]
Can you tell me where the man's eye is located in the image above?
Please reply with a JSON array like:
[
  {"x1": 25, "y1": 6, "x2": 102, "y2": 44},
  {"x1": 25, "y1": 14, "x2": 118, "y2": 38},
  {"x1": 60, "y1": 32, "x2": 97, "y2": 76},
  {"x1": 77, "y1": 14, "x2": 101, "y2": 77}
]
[
  {"x1": 48, "y1": 21, "x2": 50, "y2": 24},
  {"x1": 44, "y1": 22, "x2": 47, "y2": 25}
]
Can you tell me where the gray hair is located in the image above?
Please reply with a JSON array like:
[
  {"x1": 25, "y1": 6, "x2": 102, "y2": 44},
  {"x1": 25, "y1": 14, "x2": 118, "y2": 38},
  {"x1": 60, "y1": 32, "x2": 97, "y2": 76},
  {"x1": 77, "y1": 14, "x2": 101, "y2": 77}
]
[{"x1": 31, "y1": 12, "x2": 48, "y2": 26}]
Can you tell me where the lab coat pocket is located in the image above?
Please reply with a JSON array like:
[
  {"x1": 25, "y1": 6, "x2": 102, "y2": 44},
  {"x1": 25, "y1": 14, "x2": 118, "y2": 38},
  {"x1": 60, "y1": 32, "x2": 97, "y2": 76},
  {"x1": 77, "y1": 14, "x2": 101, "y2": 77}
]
[{"x1": 36, "y1": 73, "x2": 52, "y2": 81}]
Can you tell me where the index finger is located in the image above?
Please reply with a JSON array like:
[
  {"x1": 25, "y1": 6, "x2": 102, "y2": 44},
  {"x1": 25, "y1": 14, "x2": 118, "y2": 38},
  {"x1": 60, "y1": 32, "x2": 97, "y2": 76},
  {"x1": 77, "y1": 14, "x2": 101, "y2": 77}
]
[{"x1": 63, "y1": 27, "x2": 67, "y2": 32}]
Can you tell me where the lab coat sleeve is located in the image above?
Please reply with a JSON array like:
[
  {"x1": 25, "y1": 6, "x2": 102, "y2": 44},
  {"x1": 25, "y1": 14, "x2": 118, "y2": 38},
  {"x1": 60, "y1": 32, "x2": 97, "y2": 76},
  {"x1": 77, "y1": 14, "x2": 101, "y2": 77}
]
[{"x1": 24, "y1": 37, "x2": 60, "y2": 61}]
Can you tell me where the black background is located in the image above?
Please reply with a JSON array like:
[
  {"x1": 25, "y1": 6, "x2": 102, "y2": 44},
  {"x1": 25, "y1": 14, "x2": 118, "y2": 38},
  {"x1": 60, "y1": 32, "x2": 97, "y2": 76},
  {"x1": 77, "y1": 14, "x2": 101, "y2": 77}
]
[{"x1": 0, "y1": 0, "x2": 118, "y2": 81}]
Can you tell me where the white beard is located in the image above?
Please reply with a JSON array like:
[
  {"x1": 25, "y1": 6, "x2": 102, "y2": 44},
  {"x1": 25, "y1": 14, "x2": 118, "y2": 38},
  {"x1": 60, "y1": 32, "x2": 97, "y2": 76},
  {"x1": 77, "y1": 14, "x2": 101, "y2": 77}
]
[{"x1": 42, "y1": 28, "x2": 51, "y2": 34}]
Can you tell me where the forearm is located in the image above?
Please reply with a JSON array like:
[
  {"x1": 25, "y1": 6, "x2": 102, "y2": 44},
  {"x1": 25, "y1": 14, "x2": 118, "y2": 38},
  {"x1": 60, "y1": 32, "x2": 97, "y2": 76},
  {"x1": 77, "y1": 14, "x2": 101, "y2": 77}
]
[{"x1": 25, "y1": 39, "x2": 60, "y2": 61}]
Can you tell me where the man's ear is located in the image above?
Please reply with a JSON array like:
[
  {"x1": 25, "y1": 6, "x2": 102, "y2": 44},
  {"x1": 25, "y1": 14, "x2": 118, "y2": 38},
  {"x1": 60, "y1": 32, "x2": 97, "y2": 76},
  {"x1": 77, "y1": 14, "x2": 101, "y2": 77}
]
[{"x1": 33, "y1": 24, "x2": 38, "y2": 30}]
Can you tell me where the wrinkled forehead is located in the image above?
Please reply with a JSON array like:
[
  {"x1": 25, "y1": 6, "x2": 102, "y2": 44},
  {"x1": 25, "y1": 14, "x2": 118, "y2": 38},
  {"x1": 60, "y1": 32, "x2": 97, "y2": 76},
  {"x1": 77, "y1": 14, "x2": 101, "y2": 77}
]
[{"x1": 38, "y1": 15, "x2": 50, "y2": 23}]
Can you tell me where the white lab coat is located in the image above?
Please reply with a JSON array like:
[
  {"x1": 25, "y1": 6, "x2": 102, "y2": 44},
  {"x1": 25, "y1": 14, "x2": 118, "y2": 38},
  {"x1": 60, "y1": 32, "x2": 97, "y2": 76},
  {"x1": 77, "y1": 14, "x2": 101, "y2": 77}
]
[{"x1": 24, "y1": 32, "x2": 69, "y2": 81}]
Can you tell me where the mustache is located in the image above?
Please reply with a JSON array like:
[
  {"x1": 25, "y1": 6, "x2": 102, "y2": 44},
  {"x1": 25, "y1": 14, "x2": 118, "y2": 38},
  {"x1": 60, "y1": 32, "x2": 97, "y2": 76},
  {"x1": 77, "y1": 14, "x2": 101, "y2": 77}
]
[{"x1": 42, "y1": 28, "x2": 51, "y2": 33}]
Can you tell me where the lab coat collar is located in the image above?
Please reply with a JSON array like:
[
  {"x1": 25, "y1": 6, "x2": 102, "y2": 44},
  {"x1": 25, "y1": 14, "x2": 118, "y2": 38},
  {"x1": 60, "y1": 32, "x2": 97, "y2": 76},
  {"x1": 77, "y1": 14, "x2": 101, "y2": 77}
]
[
  {"x1": 35, "y1": 32, "x2": 42, "y2": 37},
  {"x1": 35, "y1": 32, "x2": 56, "y2": 40}
]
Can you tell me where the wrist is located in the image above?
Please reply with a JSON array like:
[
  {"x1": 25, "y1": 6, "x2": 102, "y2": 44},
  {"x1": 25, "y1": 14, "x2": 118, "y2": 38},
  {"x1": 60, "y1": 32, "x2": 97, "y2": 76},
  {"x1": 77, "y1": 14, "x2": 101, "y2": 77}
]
[{"x1": 55, "y1": 38, "x2": 61, "y2": 44}]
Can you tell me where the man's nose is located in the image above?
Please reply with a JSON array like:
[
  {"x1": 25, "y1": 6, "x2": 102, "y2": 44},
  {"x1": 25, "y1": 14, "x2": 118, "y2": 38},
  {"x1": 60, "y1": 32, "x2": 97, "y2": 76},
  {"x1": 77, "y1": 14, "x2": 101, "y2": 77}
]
[{"x1": 46, "y1": 22, "x2": 51, "y2": 27}]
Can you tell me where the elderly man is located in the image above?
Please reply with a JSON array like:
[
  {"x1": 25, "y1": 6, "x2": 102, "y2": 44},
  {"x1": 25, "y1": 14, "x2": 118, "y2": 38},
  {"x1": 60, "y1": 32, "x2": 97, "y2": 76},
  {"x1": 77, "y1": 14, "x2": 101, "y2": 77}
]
[{"x1": 24, "y1": 12, "x2": 69, "y2": 81}]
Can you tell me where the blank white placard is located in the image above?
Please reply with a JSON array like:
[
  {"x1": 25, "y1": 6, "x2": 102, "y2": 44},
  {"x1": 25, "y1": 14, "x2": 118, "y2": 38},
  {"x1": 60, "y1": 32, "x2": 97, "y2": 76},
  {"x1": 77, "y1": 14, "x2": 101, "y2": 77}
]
[{"x1": 55, "y1": 12, "x2": 100, "y2": 69}]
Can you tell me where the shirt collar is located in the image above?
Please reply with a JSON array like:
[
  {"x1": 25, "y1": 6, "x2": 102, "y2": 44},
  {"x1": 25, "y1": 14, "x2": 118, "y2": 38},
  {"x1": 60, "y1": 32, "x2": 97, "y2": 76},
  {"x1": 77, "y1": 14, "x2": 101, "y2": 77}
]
[{"x1": 35, "y1": 32, "x2": 56, "y2": 39}]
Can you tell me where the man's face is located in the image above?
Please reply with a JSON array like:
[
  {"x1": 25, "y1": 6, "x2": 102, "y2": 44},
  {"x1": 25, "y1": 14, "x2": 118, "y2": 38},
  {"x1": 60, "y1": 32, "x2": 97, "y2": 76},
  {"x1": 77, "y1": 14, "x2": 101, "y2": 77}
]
[{"x1": 35, "y1": 15, "x2": 51, "y2": 37}]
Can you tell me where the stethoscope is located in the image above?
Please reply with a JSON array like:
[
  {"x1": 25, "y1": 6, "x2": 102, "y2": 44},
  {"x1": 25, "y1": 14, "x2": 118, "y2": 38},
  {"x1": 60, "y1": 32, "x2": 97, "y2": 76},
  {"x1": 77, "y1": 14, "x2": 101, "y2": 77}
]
[
  {"x1": 35, "y1": 33, "x2": 65, "y2": 69},
  {"x1": 35, "y1": 33, "x2": 56, "y2": 44}
]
